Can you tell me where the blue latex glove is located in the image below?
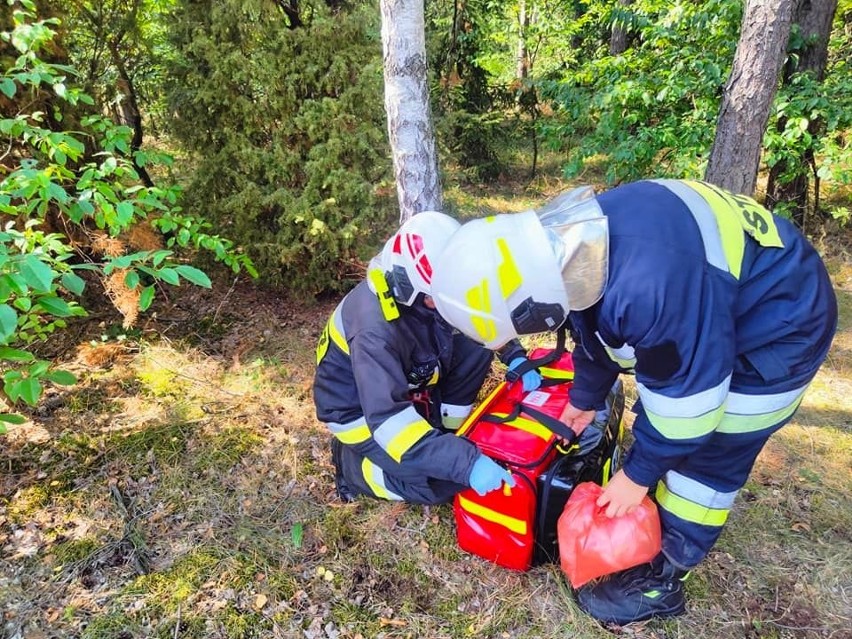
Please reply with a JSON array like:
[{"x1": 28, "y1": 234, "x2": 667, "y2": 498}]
[
  {"x1": 469, "y1": 455, "x2": 516, "y2": 496},
  {"x1": 508, "y1": 357, "x2": 542, "y2": 392}
]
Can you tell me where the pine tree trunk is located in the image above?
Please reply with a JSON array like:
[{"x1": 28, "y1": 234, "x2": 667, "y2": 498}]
[
  {"x1": 766, "y1": 0, "x2": 838, "y2": 228},
  {"x1": 704, "y1": 0, "x2": 796, "y2": 195},
  {"x1": 380, "y1": 0, "x2": 443, "y2": 224}
]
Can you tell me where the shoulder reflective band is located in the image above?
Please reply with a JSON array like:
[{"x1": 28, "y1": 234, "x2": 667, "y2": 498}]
[
  {"x1": 368, "y1": 268, "x2": 400, "y2": 321},
  {"x1": 457, "y1": 494, "x2": 528, "y2": 535},
  {"x1": 316, "y1": 304, "x2": 349, "y2": 363},
  {"x1": 684, "y1": 180, "x2": 784, "y2": 279}
]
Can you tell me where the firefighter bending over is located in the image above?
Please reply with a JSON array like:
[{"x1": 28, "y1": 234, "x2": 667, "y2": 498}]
[{"x1": 431, "y1": 180, "x2": 837, "y2": 625}]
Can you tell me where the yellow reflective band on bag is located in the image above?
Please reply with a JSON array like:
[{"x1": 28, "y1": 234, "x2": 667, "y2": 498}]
[
  {"x1": 685, "y1": 181, "x2": 784, "y2": 279},
  {"x1": 496, "y1": 238, "x2": 522, "y2": 299},
  {"x1": 458, "y1": 495, "x2": 528, "y2": 535},
  {"x1": 655, "y1": 482, "x2": 730, "y2": 527},
  {"x1": 489, "y1": 412, "x2": 554, "y2": 441},
  {"x1": 384, "y1": 419, "x2": 432, "y2": 462},
  {"x1": 457, "y1": 382, "x2": 507, "y2": 437},
  {"x1": 539, "y1": 366, "x2": 574, "y2": 381},
  {"x1": 466, "y1": 278, "x2": 498, "y2": 342}
]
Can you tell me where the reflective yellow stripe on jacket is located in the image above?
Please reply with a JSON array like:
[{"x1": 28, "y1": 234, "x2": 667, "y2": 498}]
[
  {"x1": 374, "y1": 406, "x2": 433, "y2": 462},
  {"x1": 316, "y1": 302, "x2": 349, "y2": 364}
]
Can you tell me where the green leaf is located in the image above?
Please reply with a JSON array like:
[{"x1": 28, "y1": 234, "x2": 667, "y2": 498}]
[
  {"x1": 0, "y1": 346, "x2": 34, "y2": 362},
  {"x1": 291, "y1": 523, "x2": 303, "y2": 548},
  {"x1": 157, "y1": 268, "x2": 180, "y2": 286},
  {"x1": 0, "y1": 78, "x2": 16, "y2": 99},
  {"x1": 175, "y1": 265, "x2": 212, "y2": 288},
  {"x1": 0, "y1": 413, "x2": 26, "y2": 425},
  {"x1": 116, "y1": 201, "x2": 134, "y2": 224},
  {"x1": 20, "y1": 255, "x2": 56, "y2": 292},
  {"x1": 36, "y1": 296, "x2": 73, "y2": 317},
  {"x1": 0, "y1": 304, "x2": 16, "y2": 342},
  {"x1": 45, "y1": 369, "x2": 76, "y2": 385},
  {"x1": 124, "y1": 270, "x2": 140, "y2": 289},
  {"x1": 17, "y1": 377, "x2": 43, "y2": 406},
  {"x1": 139, "y1": 285, "x2": 155, "y2": 311},
  {"x1": 61, "y1": 272, "x2": 85, "y2": 296}
]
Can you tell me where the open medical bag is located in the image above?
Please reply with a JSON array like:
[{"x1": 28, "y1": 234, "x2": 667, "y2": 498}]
[{"x1": 453, "y1": 347, "x2": 625, "y2": 571}]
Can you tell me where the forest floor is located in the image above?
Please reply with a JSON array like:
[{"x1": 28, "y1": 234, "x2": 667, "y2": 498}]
[{"x1": 2, "y1": 172, "x2": 852, "y2": 639}]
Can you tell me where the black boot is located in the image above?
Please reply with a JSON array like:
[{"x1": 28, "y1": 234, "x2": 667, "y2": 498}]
[
  {"x1": 575, "y1": 553, "x2": 689, "y2": 625},
  {"x1": 330, "y1": 438, "x2": 357, "y2": 503}
]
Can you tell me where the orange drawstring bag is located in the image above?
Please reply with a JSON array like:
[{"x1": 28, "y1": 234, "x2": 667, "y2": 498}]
[{"x1": 557, "y1": 481, "x2": 662, "y2": 588}]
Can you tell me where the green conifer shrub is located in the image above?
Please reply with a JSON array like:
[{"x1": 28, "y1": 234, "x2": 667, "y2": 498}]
[{"x1": 164, "y1": 0, "x2": 395, "y2": 293}]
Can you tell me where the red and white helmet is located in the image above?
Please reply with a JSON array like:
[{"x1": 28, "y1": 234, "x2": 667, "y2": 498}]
[{"x1": 369, "y1": 211, "x2": 461, "y2": 306}]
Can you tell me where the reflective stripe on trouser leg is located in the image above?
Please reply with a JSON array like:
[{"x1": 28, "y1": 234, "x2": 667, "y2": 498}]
[
  {"x1": 658, "y1": 412, "x2": 797, "y2": 568},
  {"x1": 361, "y1": 458, "x2": 404, "y2": 501},
  {"x1": 337, "y1": 436, "x2": 469, "y2": 505}
]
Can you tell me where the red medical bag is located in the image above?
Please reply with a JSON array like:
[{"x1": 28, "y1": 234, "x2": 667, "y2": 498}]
[{"x1": 453, "y1": 348, "x2": 624, "y2": 571}]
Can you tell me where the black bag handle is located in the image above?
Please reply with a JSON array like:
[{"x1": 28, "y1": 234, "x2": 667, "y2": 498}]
[{"x1": 482, "y1": 402, "x2": 578, "y2": 446}]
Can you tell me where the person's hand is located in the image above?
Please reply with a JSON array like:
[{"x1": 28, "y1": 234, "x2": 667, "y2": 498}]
[
  {"x1": 597, "y1": 469, "x2": 649, "y2": 518},
  {"x1": 508, "y1": 357, "x2": 542, "y2": 392},
  {"x1": 558, "y1": 402, "x2": 596, "y2": 436},
  {"x1": 468, "y1": 455, "x2": 516, "y2": 496}
]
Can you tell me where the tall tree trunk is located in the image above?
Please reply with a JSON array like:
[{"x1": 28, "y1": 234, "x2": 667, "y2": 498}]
[
  {"x1": 705, "y1": 0, "x2": 796, "y2": 195},
  {"x1": 380, "y1": 0, "x2": 442, "y2": 224},
  {"x1": 766, "y1": 0, "x2": 838, "y2": 228},
  {"x1": 609, "y1": 0, "x2": 633, "y2": 55},
  {"x1": 516, "y1": 0, "x2": 529, "y2": 79}
]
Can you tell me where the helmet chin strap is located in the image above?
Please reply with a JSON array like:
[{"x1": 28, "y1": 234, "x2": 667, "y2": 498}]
[{"x1": 368, "y1": 267, "x2": 400, "y2": 321}]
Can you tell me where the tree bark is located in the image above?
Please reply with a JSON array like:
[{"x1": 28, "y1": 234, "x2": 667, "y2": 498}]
[
  {"x1": 609, "y1": 0, "x2": 633, "y2": 55},
  {"x1": 380, "y1": 0, "x2": 442, "y2": 224},
  {"x1": 766, "y1": 0, "x2": 838, "y2": 227},
  {"x1": 516, "y1": 0, "x2": 529, "y2": 79},
  {"x1": 704, "y1": 0, "x2": 796, "y2": 195}
]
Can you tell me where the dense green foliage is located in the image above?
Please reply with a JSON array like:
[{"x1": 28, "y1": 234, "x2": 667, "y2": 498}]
[
  {"x1": 541, "y1": 0, "x2": 742, "y2": 183},
  {"x1": 0, "y1": 1, "x2": 253, "y2": 426},
  {"x1": 4, "y1": 0, "x2": 850, "y2": 303},
  {"x1": 163, "y1": 0, "x2": 395, "y2": 293}
]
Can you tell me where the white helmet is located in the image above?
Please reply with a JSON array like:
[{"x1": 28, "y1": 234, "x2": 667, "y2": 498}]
[
  {"x1": 369, "y1": 211, "x2": 460, "y2": 306},
  {"x1": 431, "y1": 189, "x2": 608, "y2": 349}
]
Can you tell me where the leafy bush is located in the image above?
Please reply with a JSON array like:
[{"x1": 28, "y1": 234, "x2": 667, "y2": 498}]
[
  {"x1": 164, "y1": 0, "x2": 395, "y2": 293},
  {"x1": 539, "y1": 0, "x2": 742, "y2": 184},
  {"x1": 0, "y1": 1, "x2": 255, "y2": 429}
]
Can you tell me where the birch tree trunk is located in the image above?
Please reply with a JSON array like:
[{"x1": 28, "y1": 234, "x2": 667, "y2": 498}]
[
  {"x1": 380, "y1": 0, "x2": 442, "y2": 224},
  {"x1": 704, "y1": 0, "x2": 796, "y2": 195}
]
